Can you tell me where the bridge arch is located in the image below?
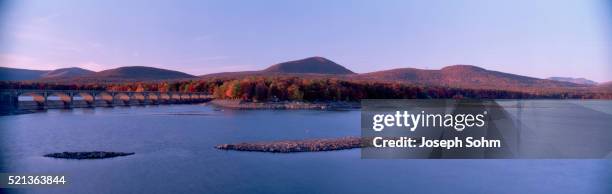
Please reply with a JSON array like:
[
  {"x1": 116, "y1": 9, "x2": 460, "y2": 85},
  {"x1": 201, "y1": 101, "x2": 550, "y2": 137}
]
[
  {"x1": 181, "y1": 93, "x2": 191, "y2": 101},
  {"x1": 73, "y1": 92, "x2": 96, "y2": 105},
  {"x1": 114, "y1": 92, "x2": 131, "y2": 105},
  {"x1": 17, "y1": 92, "x2": 45, "y2": 103},
  {"x1": 171, "y1": 93, "x2": 181, "y2": 101},
  {"x1": 38, "y1": 92, "x2": 72, "y2": 108},
  {"x1": 159, "y1": 93, "x2": 170, "y2": 103},
  {"x1": 95, "y1": 92, "x2": 114, "y2": 106},
  {"x1": 131, "y1": 93, "x2": 146, "y2": 104},
  {"x1": 17, "y1": 92, "x2": 46, "y2": 109},
  {"x1": 147, "y1": 93, "x2": 159, "y2": 103}
]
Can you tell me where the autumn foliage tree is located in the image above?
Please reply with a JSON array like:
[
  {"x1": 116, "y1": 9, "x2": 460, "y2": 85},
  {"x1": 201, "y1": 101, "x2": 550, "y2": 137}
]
[{"x1": 2, "y1": 76, "x2": 611, "y2": 100}]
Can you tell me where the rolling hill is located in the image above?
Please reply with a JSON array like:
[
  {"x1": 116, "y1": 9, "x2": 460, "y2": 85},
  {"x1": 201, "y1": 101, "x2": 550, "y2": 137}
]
[
  {"x1": 0, "y1": 66, "x2": 196, "y2": 81},
  {"x1": 85, "y1": 66, "x2": 196, "y2": 80},
  {"x1": 2, "y1": 66, "x2": 196, "y2": 82},
  {"x1": 202, "y1": 57, "x2": 354, "y2": 78},
  {"x1": 263, "y1": 57, "x2": 354, "y2": 74},
  {"x1": 41, "y1": 67, "x2": 94, "y2": 79},
  {"x1": 1, "y1": 57, "x2": 604, "y2": 93},
  {"x1": 202, "y1": 58, "x2": 596, "y2": 92},
  {"x1": 358, "y1": 65, "x2": 583, "y2": 90},
  {"x1": 0, "y1": 67, "x2": 49, "y2": 81},
  {"x1": 1, "y1": 67, "x2": 95, "y2": 80}
]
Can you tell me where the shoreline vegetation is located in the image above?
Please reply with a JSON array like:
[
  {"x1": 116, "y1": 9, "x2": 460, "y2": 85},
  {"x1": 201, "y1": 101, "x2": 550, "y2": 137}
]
[
  {"x1": 209, "y1": 99, "x2": 360, "y2": 110},
  {"x1": 216, "y1": 137, "x2": 363, "y2": 153},
  {"x1": 5, "y1": 75, "x2": 612, "y2": 102},
  {"x1": 44, "y1": 151, "x2": 135, "y2": 159}
]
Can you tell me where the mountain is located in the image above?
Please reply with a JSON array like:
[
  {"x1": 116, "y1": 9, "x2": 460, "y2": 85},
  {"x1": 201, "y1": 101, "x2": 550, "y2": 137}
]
[
  {"x1": 89, "y1": 66, "x2": 196, "y2": 80},
  {"x1": 0, "y1": 67, "x2": 49, "y2": 81},
  {"x1": 202, "y1": 57, "x2": 355, "y2": 78},
  {"x1": 1, "y1": 59, "x2": 601, "y2": 93},
  {"x1": 547, "y1": 77, "x2": 597, "y2": 85},
  {"x1": 0, "y1": 66, "x2": 195, "y2": 82},
  {"x1": 41, "y1": 67, "x2": 94, "y2": 79},
  {"x1": 263, "y1": 57, "x2": 355, "y2": 75},
  {"x1": 202, "y1": 59, "x2": 592, "y2": 91},
  {"x1": 0, "y1": 67, "x2": 94, "y2": 80},
  {"x1": 358, "y1": 65, "x2": 583, "y2": 90}
]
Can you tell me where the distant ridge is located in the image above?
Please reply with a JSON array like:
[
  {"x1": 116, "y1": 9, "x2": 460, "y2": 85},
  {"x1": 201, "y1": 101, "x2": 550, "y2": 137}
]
[
  {"x1": 1, "y1": 66, "x2": 95, "y2": 80},
  {"x1": 203, "y1": 62, "x2": 587, "y2": 91},
  {"x1": 42, "y1": 67, "x2": 94, "y2": 79},
  {"x1": 358, "y1": 64, "x2": 583, "y2": 90},
  {"x1": 1, "y1": 57, "x2": 604, "y2": 92},
  {"x1": 202, "y1": 56, "x2": 355, "y2": 78},
  {"x1": 90, "y1": 66, "x2": 196, "y2": 80},
  {"x1": 0, "y1": 67, "x2": 49, "y2": 81},
  {"x1": 547, "y1": 77, "x2": 597, "y2": 85},
  {"x1": 263, "y1": 57, "x2": 354, "y2": 75},
  {"x1": 0, "y1": 66, "x2": 196, "y2": 82}
]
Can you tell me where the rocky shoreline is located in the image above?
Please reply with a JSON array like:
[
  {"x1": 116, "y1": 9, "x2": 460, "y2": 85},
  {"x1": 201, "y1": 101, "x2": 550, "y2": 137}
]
[
  {"x1": 44, "y1": 151, "x2": 135, "y2": 159},
  {"x1": 210, "y1": 99, "x2": 360, "y2": 110},
  {"x1": 215, "y1": 137, "x2": 363, "y2": 153}
]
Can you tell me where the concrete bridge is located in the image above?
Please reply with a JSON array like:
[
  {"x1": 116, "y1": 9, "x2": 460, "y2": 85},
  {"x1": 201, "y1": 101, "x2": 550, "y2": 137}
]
[{"x1": 0, "y1": 89, "x2": 213, "y2": 113}]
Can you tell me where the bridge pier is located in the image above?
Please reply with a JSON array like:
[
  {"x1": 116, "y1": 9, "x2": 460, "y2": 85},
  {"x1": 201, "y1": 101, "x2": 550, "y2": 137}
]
[
  {"x1": 0, "y1": 91, "x2": 19, "y2": 111},
  {"x1": 43, "y1": 92, "x2": 48, "y2": 109},
  {"x1": 89, "y1": 92, "x2": 96, "y2": 107},
  {"x1": 66, "y1": 93, "x2": 74, "y2": 109}
]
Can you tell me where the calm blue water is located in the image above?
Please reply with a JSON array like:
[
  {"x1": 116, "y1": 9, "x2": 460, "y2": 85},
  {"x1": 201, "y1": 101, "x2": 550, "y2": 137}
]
[{"x1": 1, "y1": 102, "x2": 611, "y2": 194}]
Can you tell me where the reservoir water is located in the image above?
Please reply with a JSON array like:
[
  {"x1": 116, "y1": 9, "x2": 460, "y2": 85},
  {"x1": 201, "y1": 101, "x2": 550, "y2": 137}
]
[{"x1": 1, "y1": 101, "x2": 611, "y2": 194}]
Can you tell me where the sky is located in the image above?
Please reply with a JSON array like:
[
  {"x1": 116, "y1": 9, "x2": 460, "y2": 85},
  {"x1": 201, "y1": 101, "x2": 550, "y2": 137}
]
[{"x1": 0, "y1": 0, "x2": 610, "y2": 82}]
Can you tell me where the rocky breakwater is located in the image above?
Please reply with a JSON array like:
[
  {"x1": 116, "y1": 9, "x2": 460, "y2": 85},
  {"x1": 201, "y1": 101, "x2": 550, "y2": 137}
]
[
  {"x1": 216, "y1": 137, "x2": 363, "y2": 153},
  {"x1": 44, "y1": 151, "x2": 135, "y2": 159},
  {"x1": 210, "y1": 99, "x2": 360, "y2": 110}
]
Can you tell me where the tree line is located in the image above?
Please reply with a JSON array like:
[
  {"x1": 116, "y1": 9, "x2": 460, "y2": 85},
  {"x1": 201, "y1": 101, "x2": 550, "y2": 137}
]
[{"x1": 1, "y1": 76, "x2": 610, "y2": 100}]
